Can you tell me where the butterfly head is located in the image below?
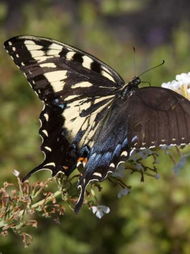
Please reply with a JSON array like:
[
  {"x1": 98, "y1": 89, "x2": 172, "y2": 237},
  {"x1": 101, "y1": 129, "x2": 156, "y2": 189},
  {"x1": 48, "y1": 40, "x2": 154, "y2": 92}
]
[
  {"x1": 120, "y1": 77, "x2": 141, "y2": 99},
  {"x1": 129, "y1": 76, "x2": 141, "y2": 88}
]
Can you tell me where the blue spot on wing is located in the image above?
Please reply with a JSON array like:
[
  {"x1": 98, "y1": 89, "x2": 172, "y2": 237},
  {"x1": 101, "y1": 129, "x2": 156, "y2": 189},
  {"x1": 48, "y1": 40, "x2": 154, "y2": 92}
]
[
  {"x1": 85, "y1": 150, "x2": 113, "y2": 175},
  {"x1": 122, "y1": 137, "x2": 128, "y2": 148},
  {"x1": 113, "y1": 144, "x2": 122, "y2": 157},
  {"x1": 103, "y1": 151, "x2": 112, "y2": 161}
]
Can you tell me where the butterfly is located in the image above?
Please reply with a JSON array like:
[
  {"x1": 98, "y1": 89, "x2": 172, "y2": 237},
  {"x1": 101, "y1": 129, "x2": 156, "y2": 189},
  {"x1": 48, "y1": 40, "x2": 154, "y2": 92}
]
[{"x1": 4, "y1": 35, "x2": 190, "y2": 213}]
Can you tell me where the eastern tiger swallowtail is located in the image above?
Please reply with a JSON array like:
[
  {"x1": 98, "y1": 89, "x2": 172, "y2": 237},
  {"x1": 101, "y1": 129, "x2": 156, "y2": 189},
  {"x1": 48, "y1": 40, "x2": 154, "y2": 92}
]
[{"x1": 4, "y1": 36, "x2": 190, "y2": 213}]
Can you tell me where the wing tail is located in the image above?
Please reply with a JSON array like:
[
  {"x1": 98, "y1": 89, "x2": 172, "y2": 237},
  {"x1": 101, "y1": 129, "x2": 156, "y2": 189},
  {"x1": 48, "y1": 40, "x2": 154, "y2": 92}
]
[
  {"x1": 74, "y1": 177, "x2": 88, "y2": 213},
  {"x1": 22, "y1": 163, "x2": 53, "y2": 182}
]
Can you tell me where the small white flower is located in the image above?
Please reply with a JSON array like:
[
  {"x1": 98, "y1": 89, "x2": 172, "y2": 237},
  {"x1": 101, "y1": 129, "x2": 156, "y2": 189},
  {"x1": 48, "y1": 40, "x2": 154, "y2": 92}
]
[
  {"x1": 155, "y1": 173, "x2": 160, "y2": 179},
  {"x1": 176, "y1": 72, "x2": 190, "y2": 84},
  {"x1": 91, "y1": 205, "x2": 110, "y2": 219},
  {"x1": 161, "y1": 72, "x2": 190, "y2": 100},
  {"x1": 117, "y1": 188, "x2": 130, "y2": 198},
  {"x1": 12, "y1": 169, "x2": 20, "y2": 177},
  {"x1": 162, "y1": 80, "x2": 180, "y2": 90}
]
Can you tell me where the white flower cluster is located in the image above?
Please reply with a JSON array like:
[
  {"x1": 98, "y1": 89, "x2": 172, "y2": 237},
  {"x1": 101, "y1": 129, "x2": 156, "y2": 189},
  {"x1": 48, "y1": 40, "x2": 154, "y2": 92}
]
[
  {"x1": 161, "y1": 72, "x2": 190, "y2": 100},
  {"x1": 91, "y1": 205, "x2": 110, "y2": 219}
]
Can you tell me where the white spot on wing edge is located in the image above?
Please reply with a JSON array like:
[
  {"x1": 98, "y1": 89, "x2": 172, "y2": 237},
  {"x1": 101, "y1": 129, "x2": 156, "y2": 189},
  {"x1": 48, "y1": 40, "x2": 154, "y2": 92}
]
[
  {"x1": 117, "y1": 160, "x2": 125, "y2": 167},
  {"x1": 121, "y1": 151, "x2": 128, "y2": 157},
  {"x1": 44, "y1": 162, "x2": 56, "y2": 167},
  {"x1": 41, "y1": 129, "x2": 48, "y2": 136},
  {"x1": 92, "y1": 172, "x2": 102, "y2": 177},
  {"x1": 44, "y1": 113, "x2": 49, "y2": 121},
  {"x1": 50, "y1": 43, "x2": 63, "y2": 50},
  {"x1": 66, "y1": 51, "x2": 75, "y2": 60},
  {"x1": 44, "y1": 146, "x2": 52, "y2": 152},
  {"x1": 179, "y1": 143, "x2": 186, "y2": 146},
  {"x1": 149, "y1": 145, "x2": 156, "y2": 149},
  {"x1": 82, "y1": 55, "x2": 93, "y2": 69}
]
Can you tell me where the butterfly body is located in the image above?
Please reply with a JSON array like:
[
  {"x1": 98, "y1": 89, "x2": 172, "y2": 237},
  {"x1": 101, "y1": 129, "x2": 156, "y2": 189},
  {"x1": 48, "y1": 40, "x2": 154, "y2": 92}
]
[{"x1": 4, "y1": 36, "x2": 190, "y2": 212}]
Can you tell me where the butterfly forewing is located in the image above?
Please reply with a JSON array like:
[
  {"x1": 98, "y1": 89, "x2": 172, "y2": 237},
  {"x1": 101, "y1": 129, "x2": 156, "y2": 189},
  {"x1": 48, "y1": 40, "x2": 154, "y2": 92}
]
[
  {"x1": 4, "y1": 35, "x2": 124, "y2": 179},
  {"x1": 4, "y1": 36, "x2": 124, "y2": 99}
]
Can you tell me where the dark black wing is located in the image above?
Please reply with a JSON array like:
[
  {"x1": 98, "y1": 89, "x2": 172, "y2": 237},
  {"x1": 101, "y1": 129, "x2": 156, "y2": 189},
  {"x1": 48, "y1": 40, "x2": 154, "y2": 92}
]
[
  {"x1": 4, "y1": 35, "x2": 125, "y2": 178},
  {"x1": 75, "y1": 86, "x2": 190, "y2": 212},
  {"x1": 128, "y1": 87, "x2": 190, "y2": 148}
]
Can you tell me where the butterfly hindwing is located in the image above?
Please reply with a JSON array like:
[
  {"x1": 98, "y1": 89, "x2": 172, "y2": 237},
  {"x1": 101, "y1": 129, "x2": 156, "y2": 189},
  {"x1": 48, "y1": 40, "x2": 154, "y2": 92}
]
[
  {"x1": 22, "y1": 103, "x2": 78, "y2": 181},
  {"x1": 127, "y1": 87, "x2": 190, "y2": 148}
]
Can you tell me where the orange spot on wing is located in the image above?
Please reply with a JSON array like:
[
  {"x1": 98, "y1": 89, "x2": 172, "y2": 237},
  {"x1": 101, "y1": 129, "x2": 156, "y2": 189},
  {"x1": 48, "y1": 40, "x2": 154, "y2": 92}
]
[{"x1": 77, "y1": 157, "x2": 88, "y2": 163}]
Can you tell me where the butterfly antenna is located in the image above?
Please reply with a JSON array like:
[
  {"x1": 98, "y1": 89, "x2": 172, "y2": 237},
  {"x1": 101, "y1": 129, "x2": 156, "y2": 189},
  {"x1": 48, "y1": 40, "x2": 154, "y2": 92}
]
[
  {"x1": 139, "y1": 60, "x2": 165, "y2": 77},
  {"x1": 133, "y1": 46, "x2": 136, "y2": 77}
]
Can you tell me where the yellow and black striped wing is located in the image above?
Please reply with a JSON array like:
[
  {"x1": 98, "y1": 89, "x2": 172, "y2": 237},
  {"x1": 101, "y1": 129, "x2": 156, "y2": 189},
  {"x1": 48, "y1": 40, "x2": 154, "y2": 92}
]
[{"x1": 4, "y1": 35, "x2": 124, "y2": 179}]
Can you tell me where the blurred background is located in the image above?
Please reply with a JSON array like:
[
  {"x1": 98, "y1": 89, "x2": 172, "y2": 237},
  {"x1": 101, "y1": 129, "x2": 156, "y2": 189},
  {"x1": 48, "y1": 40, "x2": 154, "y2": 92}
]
[{"x1": 1, "y1": 0, "x2": 190, "y2": 253}]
